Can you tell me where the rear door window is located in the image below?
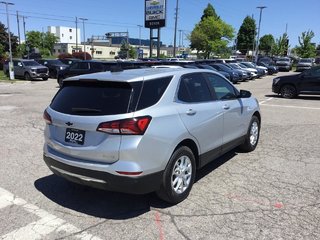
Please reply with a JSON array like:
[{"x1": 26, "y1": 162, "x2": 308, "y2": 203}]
[{"x1": 50, "y1": 81, "x2": 140, "y2": 115}]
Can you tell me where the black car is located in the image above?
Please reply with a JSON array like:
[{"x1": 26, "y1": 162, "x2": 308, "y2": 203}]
[
  {"x1": 37, "y1": 59, "x2": 69, "y2": 79},
  {"x1": 57, "y1": 60, "x2": 118, "y2": 86},
  {"x1": 272, "y1": 66, "x2": 320, "y2": 98}
]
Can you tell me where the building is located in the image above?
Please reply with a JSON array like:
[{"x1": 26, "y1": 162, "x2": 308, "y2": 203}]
[{"x1": 48, "y1": 26, "x2": 81, "y2": 44}]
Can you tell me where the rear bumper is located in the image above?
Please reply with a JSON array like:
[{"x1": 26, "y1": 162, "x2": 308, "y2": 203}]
[{"x1": 43, "y1": 155, "x2": 163, "y2": 194}]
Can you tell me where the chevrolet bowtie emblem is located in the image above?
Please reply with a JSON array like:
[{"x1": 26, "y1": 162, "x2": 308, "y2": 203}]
[{"x1": 65, "y1": 122, "x2": 73, "y2": 126}]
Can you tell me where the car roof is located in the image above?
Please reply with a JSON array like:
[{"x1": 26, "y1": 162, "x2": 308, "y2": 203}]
[{"x1": 64, "y1": 68, "x2": 214, "y2": 83}]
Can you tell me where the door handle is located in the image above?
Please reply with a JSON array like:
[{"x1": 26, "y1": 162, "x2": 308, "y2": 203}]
[
  {"x1": 223, "y1": 104, "x2": 230, "y2": 110},
  {"x1": 186, "y1": 109, "x2": 197, "y2": 116}
]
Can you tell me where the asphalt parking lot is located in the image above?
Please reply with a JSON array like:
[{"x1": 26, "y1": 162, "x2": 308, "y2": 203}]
[{"x1": 0, "y1": 72, "x2": 319, "y2": 240}]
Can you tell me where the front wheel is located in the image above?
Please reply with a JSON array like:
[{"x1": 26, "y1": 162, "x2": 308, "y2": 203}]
[
  {"x1": 24, "y1": 72, "x2": 32, "y2": 80},
  {"x1": 281, "y1": 85, "x2": 297, "y2": 99},
  {"x1": 156, "y1": 146, "x2": 196, "y2": 204},
  {"x1": 239, "y1": 115, "x2": 260, "y2": 152}
]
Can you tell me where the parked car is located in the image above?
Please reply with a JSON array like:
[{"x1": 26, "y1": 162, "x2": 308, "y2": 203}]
[
  {"x1": 58, "y1": 58, "x2": 81, "y2": 66},
  {"x1": 257, "y1": 62, "x2": 279, "y2": 75},
  {"x1": 209, "y1": 63, "x2": 241, "y2": 83},
  {"x1": 224, "y1": 63, "x2": 251, "y2": 81},
  {"x1": 296, "y1": 58, "x2": 314, "y2": 72},
  {"x1": 242, "y1": 62, "x2": 267, "y2": 76},
  {"x1": 4, "y1": 59, "x2": 49, "y2": 80},
  {"x1": 272, "y1": 65, "x2": 320, "y2": 98},
  {"x1": 276, "y1": 57, "x2": 292, "y2": 72},
  {"x1": 229, "y1": 63, "x2": 257, "y2": 80},
  {"x1": 57, "y1": 60, "x2": 118, "y2": 86},
  {"x1": 43, "y1": 68, "x2": 261, "y2": 204},
  {"x1": 37, "y1": 59, "x2": 69, "y2": 79},
  {"x1": 194, "y1": 64, "x2": 231, "y2": 80}
]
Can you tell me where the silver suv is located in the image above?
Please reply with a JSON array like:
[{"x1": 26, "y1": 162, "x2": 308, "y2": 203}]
[
  {"x1": 7, "y1": 59, "x2": 49, "y2": 80},
  {"x1": 43, "y1": 68, "x2": 261, "y2": 203}
]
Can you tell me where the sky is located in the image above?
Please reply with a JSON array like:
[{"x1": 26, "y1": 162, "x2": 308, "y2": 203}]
[{"x1": 0, "y1": 0, "x2": 319, "y2": 49}]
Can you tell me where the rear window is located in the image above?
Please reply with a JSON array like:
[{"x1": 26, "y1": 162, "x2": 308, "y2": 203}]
[
  {"x1": 50, "y1": 76, "x2": 172, "y2": 115},
  {"x1": 50, "y1": 81, "x2": 139, "y2": 116}
]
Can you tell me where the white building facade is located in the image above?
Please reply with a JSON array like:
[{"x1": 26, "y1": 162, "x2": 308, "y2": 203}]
[{"x1": 48, "y1": 26, "x2": 81, "y2": 44}]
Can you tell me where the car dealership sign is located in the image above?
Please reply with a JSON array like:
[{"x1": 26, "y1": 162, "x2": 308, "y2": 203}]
[{"x1": 145, "y1": 0, "x2": 166, "y2": 28}]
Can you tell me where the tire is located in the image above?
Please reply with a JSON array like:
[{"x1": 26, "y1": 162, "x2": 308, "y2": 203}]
[
  {"x1": 280, "y1": 85, "x2": 297, "y2": 99},
  {"x1": 58, "y1": 76, "x2": 64, "y2": 87},
  {"x1": 156, "y1": 146, "x2": 196, "y2": 204},
  {"x1": 239, "y1": 115, "x2": 260, "y2": 152},
  {"x1": 24, "y1": 72, "x2": 32, "y2": 80},
  {"x1": 42, "y1": 77, "x2": 48, "y2": 81}
]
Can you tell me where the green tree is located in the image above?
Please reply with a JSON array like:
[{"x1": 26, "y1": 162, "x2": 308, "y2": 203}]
[
  {"x1": 25, "y1": 31, "x2": 59, "y2": 56},
  {"x1": 295, "y1": 30, "x2": 316, "y2": 58},
  {"x1": 43, "y1": 32, "x2": 59, "y2": 55},
  {"x1": 189, "y1": 4, "x2": 234, "y2": 59},
  {"x1": 0, "y1": 21, "x2": 18, "y2": 57},
  {"x1": 118, "y1": 40, "x2": 129, "y2": 59},
  {"x1": 272, "y1": 33, "x2": 290, "y2": 56},
  {"x1": 128, "y1": 46, "x2": 136, "y2": 59},
  {"x1": 259, "y1": 34, "x2": 275, "y2": 56},
  {"x1": 236, "y1": 16, "x2": 256, "y2": 55}
]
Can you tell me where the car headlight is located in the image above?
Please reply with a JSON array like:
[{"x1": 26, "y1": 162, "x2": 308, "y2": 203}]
[{"x1": 273, "y1": 77, "x2": 281, "y2": 85}]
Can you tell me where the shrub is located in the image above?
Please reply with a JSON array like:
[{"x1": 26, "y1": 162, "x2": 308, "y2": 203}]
[
  {"x1": 72, "y1": 52, "x2": 92, "y2": 60},
  {"x1": 58, "y1": 53, "x2": 72, "y2": 59}
]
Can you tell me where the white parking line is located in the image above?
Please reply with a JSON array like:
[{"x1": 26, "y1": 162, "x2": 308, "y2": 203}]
[
  {"x1": 261, "y1": 104, "x2": 320, "y2": 110},
  {"x1": 259, "y1": 97, "x2": 273, "y2": 105},
  {"x1": 0, "y1": 187, "x2": 103, "y2": 240}
]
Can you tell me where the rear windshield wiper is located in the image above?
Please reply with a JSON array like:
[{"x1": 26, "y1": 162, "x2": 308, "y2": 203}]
[{"x1": 71, "y1": 107, "x2": 102, "y2": 113}]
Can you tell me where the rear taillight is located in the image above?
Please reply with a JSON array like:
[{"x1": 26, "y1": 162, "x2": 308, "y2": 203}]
[
  {"x1": 43, "y1": 110, "x2": 52, "y2": 125},
  {"x1": 97, "y1": 116, "x2": 152, "y2": 135}
]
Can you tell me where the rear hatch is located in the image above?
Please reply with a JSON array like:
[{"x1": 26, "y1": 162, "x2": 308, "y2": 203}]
[{"x1": 46, "y1": 80, "x2": 141, "y2": 164}]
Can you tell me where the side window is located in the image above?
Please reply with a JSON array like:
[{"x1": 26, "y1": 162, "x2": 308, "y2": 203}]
[
  {"x1": 136, "y1": 76, "x2": 172, "y2": 110},
  {"x1": 90, "y1": 63, "x2": 104, "y2": 71},
  {"x1": 17, "y1": 62, "x2": 23, "y2": 67},
  {"x1": 178, "y1": 73, "x2": 212, "y2": 103},
  {"x1": 13, "y1": 61, "x2": 19, "y2": 67},
  {"x1": 311, "y1": 67, "x2": 320, "y2": 77},
  {"x1": 205, "y1": 73, "x2": 237, "y2": 100},
  {"x1": 69, "y1": 62, "x2": 89, "y2": 70}
]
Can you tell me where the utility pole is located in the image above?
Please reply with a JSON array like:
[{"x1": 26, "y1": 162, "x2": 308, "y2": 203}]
[
  {"x1": 0, "y1": 1, "x2": 14, "y2": 80},
  {"x1": 75, "y1": 17, "x2": 78, "y2": 52},
  {"x1": 255, "y1": 6, "x2": 267, "y2": 63},
  {"x1": 173, "y1": 0, "x2": 179, "y2": 57},
  {"x1": 16, "y1": 11, "x2": 21, "y2": 45},
  {"x1": 137, "y1": 25, "x2": 142, "y2": 48},
  {"x1": 79, "y1": 18, "x2": 88, "y2": 59},
  {"x1": 22, "y1": 16, "x2": 29, "y2": 58}
]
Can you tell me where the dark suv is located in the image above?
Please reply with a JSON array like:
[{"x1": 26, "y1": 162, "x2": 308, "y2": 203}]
[
  {"x1": 57, "y1": 60, "x2": 118, "y2": 86},
  {"x1": 37, "y1": 59, "x2": 68, "y2": 79},
  {"x1": 272, "y1": 65, "x2": 320, "y2": 98}
]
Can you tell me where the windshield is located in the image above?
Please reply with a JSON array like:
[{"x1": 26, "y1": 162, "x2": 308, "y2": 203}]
[
  {"x1": 229, "y1": 63, "x2": 240, "y2": 69},
  {"x1": 48, "y1": 60, "x2": 64, "y2": 65},
  {"x1": 299, "y1": 59, "x2": 312, "y2": 63},
  {"x1": 23, "y1": 61, "x2": 41, "y2": 66},
  {"x1": 278, "y1": 58, "x2": 290, "y2": 62}
]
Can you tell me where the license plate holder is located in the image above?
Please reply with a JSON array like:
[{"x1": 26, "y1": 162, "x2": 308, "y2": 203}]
[{"x1": 65, "y1": 128, "x2": 85, "y2": 145}]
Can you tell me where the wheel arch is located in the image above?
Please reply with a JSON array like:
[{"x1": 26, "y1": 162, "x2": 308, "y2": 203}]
[{"x1": 174, "y1": 139, "x2": 200, "y2": 169}]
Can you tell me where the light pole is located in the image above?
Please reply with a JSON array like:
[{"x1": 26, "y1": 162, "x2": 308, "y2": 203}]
[
  {"x1": 255, "y1": 6, "x2": 267, "y2": 63},
  {"x1": 1, "y1": 1, "x2": 14, "y2": 80},
  {"x1": 173, "y1": 0, "x2": 179, "y2": 57},
  {"x1": 79, "y1": 18, "x2": 88, "y2": 60}
]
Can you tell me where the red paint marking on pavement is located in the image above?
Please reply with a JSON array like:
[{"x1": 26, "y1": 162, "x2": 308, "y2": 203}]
[
  {"x1": 274, "y1": 202, "x2": 284, "y2": 209},
  {"x1": 155, "y1": 211, "x2": 164, "y2": 240}
]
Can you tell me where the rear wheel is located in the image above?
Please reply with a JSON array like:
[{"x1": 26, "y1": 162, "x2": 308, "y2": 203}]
[
  {"x1": 24, "y1": 72, "x2": 32, "y2": 80},
  {"x1": 156, "y1": 146, "x2": 196, "y2": 204},
  {"x1": 281, "y1": 85, "x2": 297, "y2": 99},
  {"x1": 42, "y1": 77, "x2": 48, "y2": 81},
  {"x1": 239, "y1": 115, "x2": 260, "y2": 152}
]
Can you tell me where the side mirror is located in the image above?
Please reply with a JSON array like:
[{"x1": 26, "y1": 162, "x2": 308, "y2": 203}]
[{"x1": 238, "y1": 89, "x2": 252, "y2": 98}]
